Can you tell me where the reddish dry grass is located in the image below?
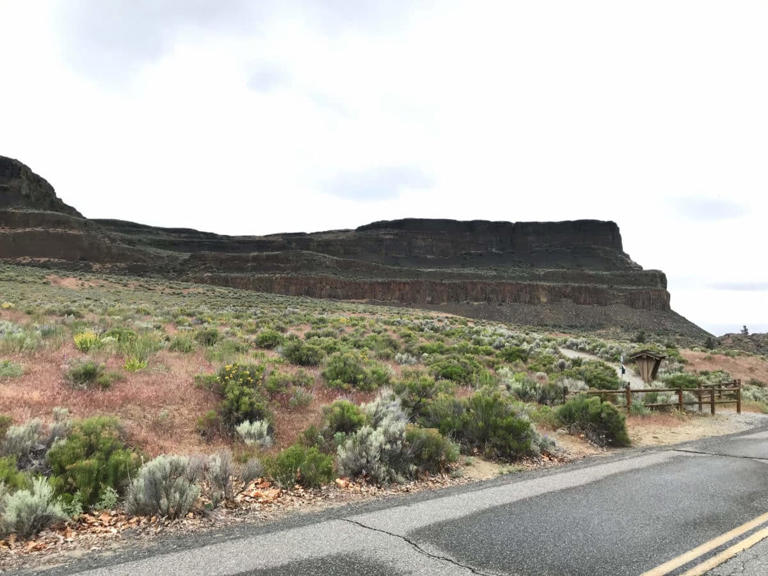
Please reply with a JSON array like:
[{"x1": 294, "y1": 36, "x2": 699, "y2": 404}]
[
  {"x1": 681, "y1": 350, "x2": 768, "y2": 386},
  {"x1": 0, "y1": 344, "x2": 228, "y2": 457},
  {"x1": 0, "y1": 332, "x2": 389, "y2": 457},
  {"x1": 268, "y1": 381, "x2": 377, "y2": 450}
]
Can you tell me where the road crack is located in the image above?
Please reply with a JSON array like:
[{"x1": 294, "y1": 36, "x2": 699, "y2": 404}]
[
  {"x1": 342, "y1": 518, "x2": 496, "y2": 576},
  {"x1": 673, "y1": 448, "x2": 768, "y2": 463}
]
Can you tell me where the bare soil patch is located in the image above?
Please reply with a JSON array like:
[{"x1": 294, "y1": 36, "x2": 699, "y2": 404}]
[{"x1": 627, "y1": 409, "x2": 768, "y2": 447}]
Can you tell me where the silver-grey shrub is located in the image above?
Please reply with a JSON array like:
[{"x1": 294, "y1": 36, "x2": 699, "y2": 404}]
[
  {"x1": 336, "y1": 391, "x2": 411, "y2": 483},
  {"x1": 125, "y1": 455, "x2": 200, "y2": 519},
  {"x1": 1, "y1": 477, "x2": 67, "y2": 538},
  {"x1": 238, "y1": 458, "x2": 264, "y2": 484},
  {"x1": 2, "y1": 419, "x2": 43, "y2": 462},
  {"x1": 235, "y1": 420, "x2": 273, "y2": 448},
  {"x1": 205, "y1": 452, "x2": 234, "y2": 507}
]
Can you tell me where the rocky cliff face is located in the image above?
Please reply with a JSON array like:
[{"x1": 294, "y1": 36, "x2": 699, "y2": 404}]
[
  {"x1": 0, "y1": 156, "x2": 708, "y2": 337},
  {"x1": 0, "y1": 156, "x2": 82, "y2": 217}
]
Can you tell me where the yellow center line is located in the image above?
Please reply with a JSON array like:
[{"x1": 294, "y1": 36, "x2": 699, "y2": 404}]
[
  {"x1": 680, "y1": 525, "x2": 768, "y2": 576},
  {"x1": 639, "y1": 511, "x2": 768, "y2": 576}
]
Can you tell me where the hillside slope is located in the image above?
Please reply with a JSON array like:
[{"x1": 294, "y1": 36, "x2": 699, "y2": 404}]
[{"x1": 0, "y1": 155, "x2": 708, "y2": 337}]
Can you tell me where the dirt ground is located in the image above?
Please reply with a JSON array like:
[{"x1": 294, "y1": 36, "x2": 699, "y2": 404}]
[{"x1": 627, "y1": 409, "x2": 768, "y2": 447}]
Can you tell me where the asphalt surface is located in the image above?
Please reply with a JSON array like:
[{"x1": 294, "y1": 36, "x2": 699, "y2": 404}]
[{"x1": 23, "y1": 427, "x2": 768, "y2": 576}]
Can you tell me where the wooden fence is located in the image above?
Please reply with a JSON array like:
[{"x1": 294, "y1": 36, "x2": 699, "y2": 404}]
[{"x1": 565, "y1": 380, "x2": 742, "y2": 415}]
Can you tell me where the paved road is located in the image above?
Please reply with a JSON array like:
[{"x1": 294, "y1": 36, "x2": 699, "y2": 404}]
[{"x1": 28, "y1": 428, "x2": 768, "y2": 576}]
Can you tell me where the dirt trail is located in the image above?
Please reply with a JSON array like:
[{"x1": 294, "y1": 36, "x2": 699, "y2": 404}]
[{"x1": 560, "y1": 348, "x2": 646, "y2": 389}]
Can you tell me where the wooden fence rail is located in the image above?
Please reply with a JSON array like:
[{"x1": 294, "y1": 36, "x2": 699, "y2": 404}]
[{"x1": 565, "y1": 380, "x2": 741, "y2": 415}]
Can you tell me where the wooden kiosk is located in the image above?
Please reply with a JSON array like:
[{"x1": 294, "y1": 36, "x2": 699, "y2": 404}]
[{"x1": 629, "y1": 350, "x2": 666, "y2": 384}]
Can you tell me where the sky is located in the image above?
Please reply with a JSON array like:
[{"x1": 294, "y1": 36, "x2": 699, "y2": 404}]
[{"x1": 0, "y1": 1, "x2": 766, "y2": 336}]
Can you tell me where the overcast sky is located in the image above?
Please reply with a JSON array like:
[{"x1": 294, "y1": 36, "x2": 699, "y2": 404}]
[{"x1": 1, "y1": 1, "x2": 766, "y2": 335}]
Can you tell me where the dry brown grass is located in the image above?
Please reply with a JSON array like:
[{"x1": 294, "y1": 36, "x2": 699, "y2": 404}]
[
  {"x1": 0, "y1": 343, "x2": 227, "y2": 457},
  {"x1": 681, "y1": 349, "x2": 768, "y2": 385}
]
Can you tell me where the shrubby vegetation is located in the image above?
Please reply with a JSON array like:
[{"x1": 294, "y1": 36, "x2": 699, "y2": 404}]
[
  {"x1": 10, "y1": 262, "x2": 750, "y2": 541},
  {"x1": 322, "y1": 350, "x2": 390, "y2": 391},
  {"x1": 47, "y1": 416, "x2": 140, "y2": 508},
  {"x1": 125, "y1": 455, "x2": 200, "y2": 519},
  {"x1": 557, "y1": 395, "x2": 630, "y2": 447},
  {"x1": 267, "y1": 445, "x2": 334, "y2": 489},
  {"x1": 0, "y1": 477, "x2": 67, "y2": 538}
]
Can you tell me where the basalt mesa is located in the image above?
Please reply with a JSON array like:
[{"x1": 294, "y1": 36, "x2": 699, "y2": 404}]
[{"x1": 0, "y1": 155, "x2": 706, "y2": 337}]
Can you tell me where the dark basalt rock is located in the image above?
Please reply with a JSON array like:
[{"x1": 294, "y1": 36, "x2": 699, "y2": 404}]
[
  {"x1": 0, "y1": 156, "x2": 709, "y2": 337},
  {"x1": 0, "y1": 156, "x2": 82, "y2": 217}
]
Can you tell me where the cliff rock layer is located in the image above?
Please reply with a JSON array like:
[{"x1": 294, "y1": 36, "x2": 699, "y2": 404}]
[
  {"x1": 0, "y1": 156, "x2": 82, "y2": 217},
  {"x1": 0, "y1": 156, "x2": 708, "y2": 337}
]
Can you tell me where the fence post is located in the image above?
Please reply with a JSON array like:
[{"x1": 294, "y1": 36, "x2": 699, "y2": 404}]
[
  {"x1": 697, "y1": 389, "x2": 702, "y2": 412},
  {"x1": 563, "y1": 385, "x2": 568, "y2": 405},
  {"x1": 625, "y1": 383, "x2": 632, "y2": 414},
  {"x1": 710, "y1": 388, "x2": 716, "y2": 415},
  {"x1": 677, "y1": 388, "x2": 683, "y2": 412},
  {"x1": 737, "y1": 381, "x2": 742, "y2": 415}
]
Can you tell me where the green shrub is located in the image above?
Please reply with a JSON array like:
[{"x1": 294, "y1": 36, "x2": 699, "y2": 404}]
[
  {"x1": 47, "y1": 417, "x2": 140, "y2": 508},
  {"x1": 526, "y1": 353, "x2": 559, "y2": 374},
  {"x1": 0, "y1": 415, "x2": 11, "y2": 440},
  {"x1": 264, "y1": 369, "x2": 313, "y2": 395},
  {"x1": 0, "y1": 456, "x2": 29, "y2": 491},
  {"x1": 282, "y1": 340, "x2": 324, "y2": 366},
  {"x1": 103, "y1": 327, "x2": 138, "y2": 345},
  {"x1": 394, "y1": 374, "x2": 449, "y2": 420},
  {"x1": 405, "y1": 426, "x2": 458, "y2": 474},
  {"x1": 196, "y1": 410, "x2": 222, "y2": 440},
  {"x1": 662, "y1": 372, "x2": 702, "y2": 389},
  {"x1": 422, "y1": 391, "x2": 549, "y2": 460},
  {"x1": 214, "y1": 364, "x2": 271, "y2": 430},
  {"x1": 565, "y1": 360, "x2": 620, "y2": 390},
  {"x1": 125, "y1": 455, "x2": 200, "y2": 519},
  {"x1": 459, "y1": 391, "x2": 542, "y2": 459},
  {"x1": 65, "y1": 360, "x2": 118, "y2": 390},
  {"x1": 322, "y1": 351, "x2": 389, "y2": 391},
  {"x1": 288, "y1": 388, "x2": 314, "y2": 409},
  {"x1": 195, "y1": 328, "x2": 220, "y2": 347},
  {"x1": 255, "y1": 329, "x2": 284, "y2": 349},
  {"x1": 324, "y1": 400, "x2": 366, "y2": 435},
  {"x1": 419, "y1": 394, "x2": 466, "y2": 433},
  {"x1": 169, "y1": 335, "x2": 195, "y2": 353},
  {"x1": 267, "y1": 445, "x2": 334, "y2": 489},
  {"x1": 0, "y1": 477, "x2": 67, "y2": 538},
  {"x1": 557, "y1": 395, "x2": 630, "y2": 447},
  {"x1": 119, "y1": 333, "x2": 162, "y2": 362},
  {"x1": 507, "y1": 377, "x2": 565, "y2": 406},
  {"x1": 527, "y1": 404, "x2": 560, "y2": 429},
  {"x1": 0, "y1": 360, "x2": 23, "y2": 380},
  {"x1": 429, "y1": 355, "x2": 481, "y2": 385},
  {"x1": 499, "y1": 346, "x2": 529, "y2": 363}
]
